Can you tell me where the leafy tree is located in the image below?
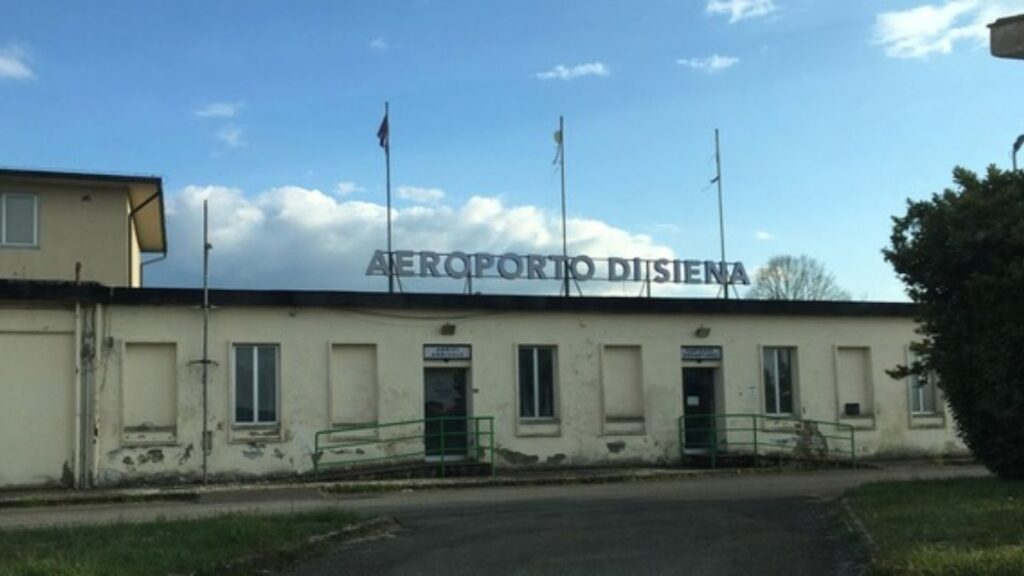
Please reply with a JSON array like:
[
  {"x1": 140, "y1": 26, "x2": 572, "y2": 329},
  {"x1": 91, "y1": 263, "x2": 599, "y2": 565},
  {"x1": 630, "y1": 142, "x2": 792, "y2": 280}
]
[
  {"x1": 746, "y1": 254, "x2": 851, "y2": 300},
  {"x1": 884, "y1": 166, "x2": 1024, "y2": 478}
]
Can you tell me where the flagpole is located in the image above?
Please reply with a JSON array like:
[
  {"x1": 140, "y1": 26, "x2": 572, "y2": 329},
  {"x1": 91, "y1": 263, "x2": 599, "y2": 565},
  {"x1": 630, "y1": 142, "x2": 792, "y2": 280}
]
[
  {"x1": 384, "y1": 101, "x2": 394, "y2": 294},
  {"x1": 714, "y1": 128, "x2": 728, "y2": 300},
  {"x1": 559, "y1": 115, "x2": 569, "y2": 298}
]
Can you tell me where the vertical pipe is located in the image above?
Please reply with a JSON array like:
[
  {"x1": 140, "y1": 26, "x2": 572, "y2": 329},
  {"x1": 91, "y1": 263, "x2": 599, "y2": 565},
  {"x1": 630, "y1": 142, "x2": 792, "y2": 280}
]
[
  {"x1": 385, "y1": 102, "x2": 394, "y2": 294},
  {"x1": 440, "y1": 418, "x2": 446, "y2": 478},
  {"x1": 850, "y1": 428, "x2": 857, "y2": 469},
  {"x1": 202, "y1": 200, "x2": 210, "y2": 485},
  {"x1": 752, "y1": 415, "x2": 758, "y2": 468},
  {"x1": 710, "y1": 414, "x2": 718, "y2": 468},
  {"x1": 679, "y1": 416, "x2": 685, "y2": 466},
  {"x1": 559, "y1": 116, "x2": 569, "y2": 298},
  {"x1": 715, "y1": 129, "x2": 728, "y2": 300},
  {"x1": 73, "y1": 301, "x2": 82, "y2": 488}
]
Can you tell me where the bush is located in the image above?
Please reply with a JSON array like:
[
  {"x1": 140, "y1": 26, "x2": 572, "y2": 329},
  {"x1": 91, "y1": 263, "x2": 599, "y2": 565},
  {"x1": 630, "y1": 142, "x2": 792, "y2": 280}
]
[{"x1": 884, "y1": 166, "x2": 1024, "y2": 479}]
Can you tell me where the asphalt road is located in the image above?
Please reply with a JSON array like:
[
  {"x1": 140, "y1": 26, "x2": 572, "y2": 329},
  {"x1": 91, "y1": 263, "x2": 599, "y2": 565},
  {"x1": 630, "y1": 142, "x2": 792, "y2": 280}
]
[
  {"x1": 282, "y1": 465, "x2": 986, "y2": 576},
  {"x1": 0, "y1": 464, "x2": 985, "y2": 575}
]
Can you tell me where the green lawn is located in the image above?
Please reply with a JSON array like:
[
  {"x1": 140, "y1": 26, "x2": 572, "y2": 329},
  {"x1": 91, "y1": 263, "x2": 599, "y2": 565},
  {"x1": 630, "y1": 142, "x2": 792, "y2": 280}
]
[
  {"x1": 0, "y1": 510, "x2": 361, "y2": 576},
  {"x1": 846, "y1": 477, "x2": 1024, "y2": 575}
]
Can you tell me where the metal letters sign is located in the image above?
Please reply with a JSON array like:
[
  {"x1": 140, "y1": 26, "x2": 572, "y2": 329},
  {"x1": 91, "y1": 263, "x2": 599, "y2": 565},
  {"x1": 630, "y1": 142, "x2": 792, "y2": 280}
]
[
  {"x1": 423, "y1": 345, "x2": 472, "y2": 360},
  {"x1": 365, "y1": 250, "x2": 750, "y2": 286},
  {"x1": 681, "y1": 346, "x2": 723, "y2": 361}
]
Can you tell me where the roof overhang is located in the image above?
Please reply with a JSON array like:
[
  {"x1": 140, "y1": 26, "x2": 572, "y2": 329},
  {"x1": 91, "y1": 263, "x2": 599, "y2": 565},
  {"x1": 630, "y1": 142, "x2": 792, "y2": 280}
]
[
  {"x1": 991, "y1": 14, "x2": 1024, "y2": 59},
  {"x1": 0, "y1": 168, "x2": 166, "y2": 253}
]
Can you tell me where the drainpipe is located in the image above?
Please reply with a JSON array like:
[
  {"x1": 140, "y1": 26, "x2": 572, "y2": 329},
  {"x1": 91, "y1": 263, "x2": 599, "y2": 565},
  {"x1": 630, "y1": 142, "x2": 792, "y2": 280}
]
[
  {"x1": 73, "y1": 301, "x2": 82, "y2": 488},
  {"x1": 140, "y1": 252, "x2": 167, "y2": 287}
]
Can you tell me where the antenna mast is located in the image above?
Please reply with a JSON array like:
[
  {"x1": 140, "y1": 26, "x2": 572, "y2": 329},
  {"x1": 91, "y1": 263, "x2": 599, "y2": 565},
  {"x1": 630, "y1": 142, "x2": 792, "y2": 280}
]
[{"x1": 714, "y1": 129, "x2": 729, "y2": 300}]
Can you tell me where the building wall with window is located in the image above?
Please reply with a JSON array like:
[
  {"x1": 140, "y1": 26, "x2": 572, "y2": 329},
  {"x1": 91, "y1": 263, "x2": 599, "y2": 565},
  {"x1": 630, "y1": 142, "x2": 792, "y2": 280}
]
[
  {"x1": 42, "y1": 295, "x2": 959, "y2": 487},
  {"x1": 0, "y1": 170, "x2": 166, "y2": 287}
]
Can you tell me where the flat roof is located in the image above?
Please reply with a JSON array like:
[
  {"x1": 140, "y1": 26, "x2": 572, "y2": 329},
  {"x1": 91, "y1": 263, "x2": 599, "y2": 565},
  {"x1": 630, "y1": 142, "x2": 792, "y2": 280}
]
[
  {"x1": 0, "y1": 280, "x2": 917, "y2": 318},
  {"x1": 0, "y1": 168, "x2": 166, "y2": 253}
]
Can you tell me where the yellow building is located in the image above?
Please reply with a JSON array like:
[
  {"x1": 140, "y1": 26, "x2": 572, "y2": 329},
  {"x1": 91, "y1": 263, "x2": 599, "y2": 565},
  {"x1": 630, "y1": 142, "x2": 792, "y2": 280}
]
[
  {"x1": 0, "y1": 169, "x2": 964, "y2": 489},
  {"x1": 0, "y1": 168, "x2": 165, "y2": 287}
]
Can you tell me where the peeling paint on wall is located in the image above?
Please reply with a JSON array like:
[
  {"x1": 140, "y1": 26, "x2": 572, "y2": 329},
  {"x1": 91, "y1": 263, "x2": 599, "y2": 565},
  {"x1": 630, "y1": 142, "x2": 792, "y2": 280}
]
[
  {"x1": 178, "y1": 443, "x2": 194, "y2": 465},
  {"x1": 496, "y1": 447, "x2": 540, "y2": 465}
]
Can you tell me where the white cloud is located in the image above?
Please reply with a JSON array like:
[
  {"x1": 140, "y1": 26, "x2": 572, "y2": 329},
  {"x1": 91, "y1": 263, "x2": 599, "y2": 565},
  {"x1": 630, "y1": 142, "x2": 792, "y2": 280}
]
[
  {"x1": 398, "y1": 185, "x2": 445, "y2": 204},
  {"x1": 370, "y1": 37, "x2": 389, "y2": 50},
  {"x1": 150, "y1": 183, "x2": 709, "y2": 297},
  {"x1": 677, "y1": 54, "x2": 741, "y2": 73},
  {"x1": 875, "y1": 0, "x2": 1024, "y2": 58},
  {"x1": 706, "y1": 0, "x2": 777, "y2": 23},
  {"x1": 195, "y1": 101, "x2": 244, "y2": 118},
  {"x1": 755, "y1": 230, "x2": 774, "y2": 241},
  {"x1": 0, "y1": 44, "x2": 33, "y2": 80},
  {"x1": 335, "y1": 181, "x2": 364, "y2": 196},
  {"x1": 217, "y1": 126, "x2": 245, "y2": 148},
  {"x1": 535, "y1": 62, "x2": 610, "y2": 80}
]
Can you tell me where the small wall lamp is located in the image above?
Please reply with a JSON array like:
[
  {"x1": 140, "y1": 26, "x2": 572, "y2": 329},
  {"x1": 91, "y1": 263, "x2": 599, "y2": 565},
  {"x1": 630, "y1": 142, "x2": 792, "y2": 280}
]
[
  {"x1": 440, "y1": 322, "x2": 457, "y2": 336},
  {"x1": 694, "y1": 325, "x2": 711, "y2": 338}
]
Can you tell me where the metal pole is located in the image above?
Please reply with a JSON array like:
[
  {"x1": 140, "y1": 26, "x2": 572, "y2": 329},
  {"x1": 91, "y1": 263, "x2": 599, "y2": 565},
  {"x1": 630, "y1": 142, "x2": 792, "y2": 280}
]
[
  {"x1": 385, "y1": 102, "x2": 394, "y2": 294},
  {"x1": 559, "y1": 116, "x2": 570, "y2": 298},
  {"x1": 201, "y1": 200, "x2": 210, "y2": 485},
  {"x1": 714, "y1": 129, "x2": 728, "y2": 300}
]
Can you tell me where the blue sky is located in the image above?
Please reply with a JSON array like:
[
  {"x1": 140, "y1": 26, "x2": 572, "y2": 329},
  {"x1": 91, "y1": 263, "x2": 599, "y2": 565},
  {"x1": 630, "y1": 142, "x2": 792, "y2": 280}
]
[{"x1": 2, "y1": 0, "x2": 1023, "y2": 299}]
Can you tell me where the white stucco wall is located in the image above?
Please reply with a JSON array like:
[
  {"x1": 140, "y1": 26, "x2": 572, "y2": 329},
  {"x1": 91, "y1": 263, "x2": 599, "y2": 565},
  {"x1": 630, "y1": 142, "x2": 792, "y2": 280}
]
[
  {"x1": 0, "y1": 307, "x2": 77, "y2": 488},
  {"x1": 78, "y1": 302, "x2": 965, "y2": 486}
]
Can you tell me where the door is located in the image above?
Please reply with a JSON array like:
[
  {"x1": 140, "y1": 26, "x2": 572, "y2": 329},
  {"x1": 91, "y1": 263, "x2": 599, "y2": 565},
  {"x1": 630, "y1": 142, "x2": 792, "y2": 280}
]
[
  {"x1": 682, "y1": 367, "x2": 716, "y2": 451},
  {"x1": 424, "y1": 367, "x2": 469, "y2": 459}
]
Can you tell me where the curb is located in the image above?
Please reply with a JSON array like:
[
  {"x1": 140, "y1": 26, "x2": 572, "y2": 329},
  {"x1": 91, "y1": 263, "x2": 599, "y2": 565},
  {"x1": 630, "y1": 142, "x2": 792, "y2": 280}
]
[
  {"x1": 839, "y1": 496, "x2": 878, "y2": 555},
  {"x1": 0, "y1": 464, "x2": 866, "y2": 509}
]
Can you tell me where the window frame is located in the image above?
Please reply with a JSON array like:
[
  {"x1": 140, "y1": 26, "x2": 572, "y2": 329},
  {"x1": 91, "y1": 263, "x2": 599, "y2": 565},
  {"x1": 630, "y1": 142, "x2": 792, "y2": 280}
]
[
  {"x1": 908, "y1": 350, "x2": 938, "y2": 416},
  {"x1": 517, "y1": 345, "x2": 558, "y2": 421},
  {"x1": 232, "y1": 343, "x2": 280, "y2": 426},
  {"x1": 762, "y1": 346, "x2": 797, "y2": 416},
  {"x1": 0, "y1": 193, "x2": 39, "y2": 247}
]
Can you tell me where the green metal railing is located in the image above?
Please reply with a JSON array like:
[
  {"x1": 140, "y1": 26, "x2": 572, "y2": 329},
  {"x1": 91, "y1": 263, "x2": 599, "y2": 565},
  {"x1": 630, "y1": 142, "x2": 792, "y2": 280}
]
[
  {"x1": 678, "y1": 413, "x2": 856, "y2": 468},
  {"x1": 313, "y1": 416, "x2": 495, "y2": 479}
]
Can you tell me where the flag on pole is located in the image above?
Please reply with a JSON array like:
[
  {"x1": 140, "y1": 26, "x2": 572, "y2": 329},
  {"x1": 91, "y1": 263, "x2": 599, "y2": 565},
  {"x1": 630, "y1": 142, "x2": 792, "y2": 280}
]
[
  {"x1": 377, "y1": 112, "x2": 389, "y2": 150},
  {"x1": 552, "y1": 127, "x2": 563, "y2": 165}
]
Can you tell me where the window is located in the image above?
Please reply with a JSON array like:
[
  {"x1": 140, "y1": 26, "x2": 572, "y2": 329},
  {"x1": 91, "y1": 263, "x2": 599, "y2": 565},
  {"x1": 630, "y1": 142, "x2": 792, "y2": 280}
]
[
  {"x1": 909, "y1": 351, "x2": 938, "y2": 415},
  {"x1": 234, "y1": 344, "x2": 279, "y2": 425},
  {"x1": 518, "y1": 346, "x2": 556, "y2": 419},
  {"x1": 763, "y1": 347, "x2": 796, "y2": 415},
  {"x1": 1, "y1": 193, "x2": 38, "y2": 246}
]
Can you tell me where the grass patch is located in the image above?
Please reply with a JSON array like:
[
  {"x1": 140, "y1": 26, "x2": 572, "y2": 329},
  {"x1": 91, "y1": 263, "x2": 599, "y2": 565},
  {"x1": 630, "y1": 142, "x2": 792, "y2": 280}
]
[
  {"x1": 0, "y1": 509, "x2": 361, "y2": 576},
  {"x1": 846, "y1": 477, "x2": 1024, "y2": 575}
]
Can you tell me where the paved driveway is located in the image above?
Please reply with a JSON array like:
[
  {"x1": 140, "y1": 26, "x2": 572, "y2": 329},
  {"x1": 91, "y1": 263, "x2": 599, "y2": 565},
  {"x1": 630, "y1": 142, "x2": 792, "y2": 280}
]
[
  {"x1": 0, "y1": 464, "x2": 985, "y2": 575},
  {"x1": 282, "y1": 464, "x2": 986, "y2": 576}
]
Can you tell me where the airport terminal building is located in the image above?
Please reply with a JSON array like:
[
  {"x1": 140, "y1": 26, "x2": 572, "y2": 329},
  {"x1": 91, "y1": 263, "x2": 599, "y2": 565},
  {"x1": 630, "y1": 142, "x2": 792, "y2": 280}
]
[{"x1": 0, "y1": 169, "x2": 965, "y2": 489}]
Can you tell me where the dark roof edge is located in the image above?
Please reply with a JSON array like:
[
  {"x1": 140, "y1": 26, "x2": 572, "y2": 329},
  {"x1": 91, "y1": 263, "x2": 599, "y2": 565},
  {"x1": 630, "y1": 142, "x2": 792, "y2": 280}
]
[
  {"x1": 0, "y1": 167, "x2": 162, "y2": 187},
  {"x1": 0, "y1": 280, "x2": 918, "y2": 318}
]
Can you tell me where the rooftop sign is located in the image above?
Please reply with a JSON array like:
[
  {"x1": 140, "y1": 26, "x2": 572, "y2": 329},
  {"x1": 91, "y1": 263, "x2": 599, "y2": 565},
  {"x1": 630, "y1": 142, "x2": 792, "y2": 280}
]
[{"x1": 365, "y1": 250, "x2": 749, "y2": 286}]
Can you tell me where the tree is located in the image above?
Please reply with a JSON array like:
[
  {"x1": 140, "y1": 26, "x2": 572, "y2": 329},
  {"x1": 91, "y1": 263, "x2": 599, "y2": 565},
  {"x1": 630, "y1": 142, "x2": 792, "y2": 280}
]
[
  {"x1": 746, "y1": 254, "x2": 851, "y2": 300},
  {"x1": 884, "y1": 166, "x2": 1024, "y2": 479}
]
